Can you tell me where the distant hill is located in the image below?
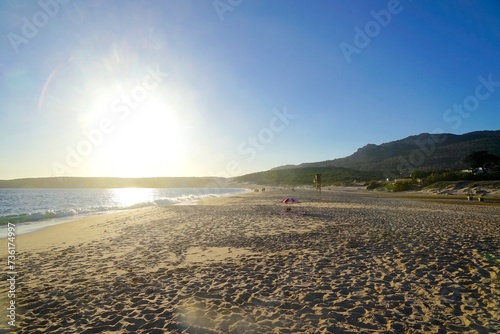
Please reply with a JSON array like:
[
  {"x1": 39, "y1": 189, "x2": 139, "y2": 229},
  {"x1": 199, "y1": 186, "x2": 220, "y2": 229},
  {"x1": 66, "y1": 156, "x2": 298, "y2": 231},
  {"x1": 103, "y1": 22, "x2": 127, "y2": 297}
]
[
  {"x1": 0, "y1": 177, "x2": 228, "y2": 188},
  {"x1": 232, "y1": 167, "x2": 383, "y2": 186},
  {"x1": 272, "y1": 130, "x2": 500, "y2": 178}
]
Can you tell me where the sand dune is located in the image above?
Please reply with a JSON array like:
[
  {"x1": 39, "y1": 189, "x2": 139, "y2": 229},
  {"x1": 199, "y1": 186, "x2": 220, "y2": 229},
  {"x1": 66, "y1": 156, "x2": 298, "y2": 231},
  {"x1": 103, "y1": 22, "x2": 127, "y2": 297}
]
[{"x1": 1, "y1": 188, "x2": 499, "y2": 333}]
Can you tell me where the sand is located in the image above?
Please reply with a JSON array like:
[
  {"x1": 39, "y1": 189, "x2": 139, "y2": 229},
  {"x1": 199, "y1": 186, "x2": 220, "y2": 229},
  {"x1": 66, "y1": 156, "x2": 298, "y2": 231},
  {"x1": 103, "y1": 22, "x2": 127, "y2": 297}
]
[{"x1": 1, "y1": 188, "x2": 499, "y2": 333}]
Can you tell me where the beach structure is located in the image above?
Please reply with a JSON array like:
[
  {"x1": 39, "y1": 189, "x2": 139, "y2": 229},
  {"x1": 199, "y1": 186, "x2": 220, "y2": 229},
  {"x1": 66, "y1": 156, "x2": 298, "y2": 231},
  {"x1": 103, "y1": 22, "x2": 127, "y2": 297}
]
[{"x1": 313, "y1": 174, "x2": 321, "y2": 193}]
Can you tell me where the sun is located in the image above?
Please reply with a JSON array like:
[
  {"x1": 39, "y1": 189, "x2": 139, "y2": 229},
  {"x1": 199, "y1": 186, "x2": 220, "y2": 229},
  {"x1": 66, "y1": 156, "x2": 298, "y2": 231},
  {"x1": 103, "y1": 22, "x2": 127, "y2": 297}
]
[{"x1": 93, "y1": 96, "x2": 190, "y2": 177}]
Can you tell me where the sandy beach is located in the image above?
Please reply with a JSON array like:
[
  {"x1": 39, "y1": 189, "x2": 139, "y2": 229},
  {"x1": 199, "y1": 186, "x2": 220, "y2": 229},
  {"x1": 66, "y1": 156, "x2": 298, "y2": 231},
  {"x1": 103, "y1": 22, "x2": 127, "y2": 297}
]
[{"x1": 1, "y1": 188, "x2": 499, "y2": 333}]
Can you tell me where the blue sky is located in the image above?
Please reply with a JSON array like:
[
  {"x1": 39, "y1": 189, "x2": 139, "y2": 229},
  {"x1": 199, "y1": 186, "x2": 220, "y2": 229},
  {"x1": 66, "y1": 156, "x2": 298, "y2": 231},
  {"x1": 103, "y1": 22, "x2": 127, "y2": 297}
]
[{"x1": 1, "y1": 0, "x2": 499, "y2": 179}]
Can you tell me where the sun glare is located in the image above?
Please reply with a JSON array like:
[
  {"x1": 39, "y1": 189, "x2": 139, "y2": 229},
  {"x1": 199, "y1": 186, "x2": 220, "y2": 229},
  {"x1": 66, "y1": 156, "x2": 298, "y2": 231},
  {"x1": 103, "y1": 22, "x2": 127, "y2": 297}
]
[
  {"x1": 92, "y1": 96, "x2": 189, "y2": 177},
  {"x1": 111, "y1": 188, "x2": 153, "y2": 207}
]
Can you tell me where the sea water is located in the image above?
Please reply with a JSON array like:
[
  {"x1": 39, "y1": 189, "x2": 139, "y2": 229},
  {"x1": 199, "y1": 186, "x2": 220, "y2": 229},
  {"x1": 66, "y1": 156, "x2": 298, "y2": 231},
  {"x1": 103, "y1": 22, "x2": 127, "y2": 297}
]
[{"x1": 0, "y1": 188, "x2": 248, "y2": 236}]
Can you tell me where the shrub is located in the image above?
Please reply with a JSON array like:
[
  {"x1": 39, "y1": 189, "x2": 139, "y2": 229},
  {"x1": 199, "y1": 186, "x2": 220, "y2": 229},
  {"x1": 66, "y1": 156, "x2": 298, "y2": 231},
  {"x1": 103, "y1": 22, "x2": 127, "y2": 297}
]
[
  {"x1": 393, "y1": 180, "x2": 415, "y2": 192},
  {"x1": 366, "y1": 180, "x2": 382, "y2": 190}
]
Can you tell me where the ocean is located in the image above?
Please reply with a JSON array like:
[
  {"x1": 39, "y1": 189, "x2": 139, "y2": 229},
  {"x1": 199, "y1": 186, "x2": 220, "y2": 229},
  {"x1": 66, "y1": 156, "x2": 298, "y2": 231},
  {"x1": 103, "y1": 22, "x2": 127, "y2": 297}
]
[{"x1": 0, "y1": 188, "x2": 248, "y2": 236}]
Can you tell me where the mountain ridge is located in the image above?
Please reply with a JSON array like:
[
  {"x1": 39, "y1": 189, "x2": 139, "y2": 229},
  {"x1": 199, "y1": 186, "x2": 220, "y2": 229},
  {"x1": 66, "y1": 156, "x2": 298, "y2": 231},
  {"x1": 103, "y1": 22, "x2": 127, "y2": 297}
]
[{"x1": 272, "y1": 130, "x2": 500, "y2": 177}]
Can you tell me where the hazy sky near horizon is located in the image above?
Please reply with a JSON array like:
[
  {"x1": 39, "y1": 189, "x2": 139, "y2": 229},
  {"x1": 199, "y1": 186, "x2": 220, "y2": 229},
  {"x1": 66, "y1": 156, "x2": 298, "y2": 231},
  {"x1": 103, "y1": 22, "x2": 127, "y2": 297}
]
[{"x1": 1, "y1": 0, "x2": 499, "y2": 179}]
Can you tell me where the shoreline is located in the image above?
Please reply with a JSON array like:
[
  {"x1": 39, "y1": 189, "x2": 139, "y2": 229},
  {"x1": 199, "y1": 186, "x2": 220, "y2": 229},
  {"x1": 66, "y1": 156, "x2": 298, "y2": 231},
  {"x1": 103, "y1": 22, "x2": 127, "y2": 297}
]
[
  {"x1": 2, "y1": 185, "x2": 498, "y2": 250},
  {"x1": 2, "y1": 187, "x2": 499, "y2": 332},
  {"x1": 2, "y1": 182, "x2": 497, "y2": 237},
  {"x1": 2, "y1": 185, "x2": 497, "y2": 259},
  {"x1": 0, "y1": 187, "x2": 253, "y2": 238}
]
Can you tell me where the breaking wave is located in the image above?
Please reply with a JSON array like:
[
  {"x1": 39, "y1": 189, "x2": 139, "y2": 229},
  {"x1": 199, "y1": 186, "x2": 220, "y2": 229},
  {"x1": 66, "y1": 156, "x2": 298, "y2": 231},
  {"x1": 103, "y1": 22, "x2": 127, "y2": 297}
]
[{"x1": 0, "y1": 188, "x2": 248, "y2": 227}]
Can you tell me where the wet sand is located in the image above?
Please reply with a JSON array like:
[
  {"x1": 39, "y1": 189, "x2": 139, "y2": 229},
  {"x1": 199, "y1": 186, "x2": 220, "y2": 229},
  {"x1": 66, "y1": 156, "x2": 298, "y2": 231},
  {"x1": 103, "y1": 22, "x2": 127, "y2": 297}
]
[{"x1": 1, "y1": 188, "x2": 499, "y2": 333}]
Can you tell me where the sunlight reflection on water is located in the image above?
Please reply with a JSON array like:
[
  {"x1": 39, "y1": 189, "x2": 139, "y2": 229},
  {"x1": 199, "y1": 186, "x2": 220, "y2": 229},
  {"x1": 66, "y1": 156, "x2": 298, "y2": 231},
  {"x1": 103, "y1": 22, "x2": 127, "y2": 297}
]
[{"x1": 110, "y1": 188, "x2": 156, "y2": 207}]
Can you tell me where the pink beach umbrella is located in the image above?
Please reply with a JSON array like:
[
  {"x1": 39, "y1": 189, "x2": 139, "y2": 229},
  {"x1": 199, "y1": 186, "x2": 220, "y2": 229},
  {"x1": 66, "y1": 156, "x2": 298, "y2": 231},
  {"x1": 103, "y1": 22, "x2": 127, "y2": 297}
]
[
  {"x1": 281, "y1": 197, "x2": 300, "y2": 204},
  {"x1": 281, "y1": 197, "x2": 300, "y2": 210}
]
